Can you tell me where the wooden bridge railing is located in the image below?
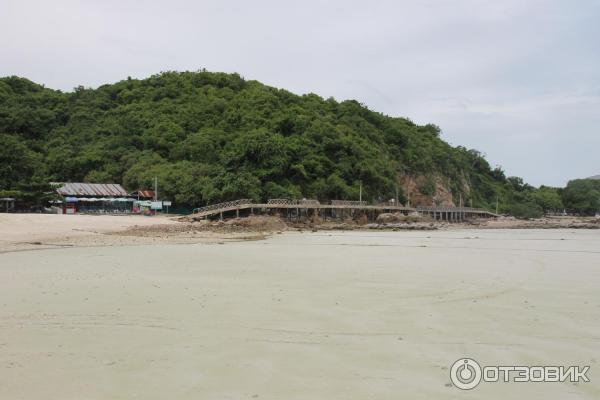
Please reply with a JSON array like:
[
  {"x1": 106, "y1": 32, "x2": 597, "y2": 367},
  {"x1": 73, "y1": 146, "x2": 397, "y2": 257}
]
[
  {"x1": 267, "y1": 198, "x2": 295, "y2": 205},
  {"x1": 267, "y1": 198, "x2": 321, "y2": 206},
  {"x1": 193, "y1": 199, "x2": 253, "y2": 214},
  {"x1": 191, "y1": 198, "x2": 498, "y2": 219},
  {"x1": 331, "y1": 200, "x2": 367, "y2": 207}
]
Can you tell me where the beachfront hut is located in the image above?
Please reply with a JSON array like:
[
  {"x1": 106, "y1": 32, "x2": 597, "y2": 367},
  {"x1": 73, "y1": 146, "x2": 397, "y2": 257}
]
[
  {"x1": 130, "y1": 189, "x2": 155, "y2": 201},
  {"x1": 53, "y1": 183, "x2": 135, "y2": 214},
  {"x1": 127, "y1": 190, "x2": 156, "y2": 214},
  {"x1": 1, "y1": 197, "x2": 16, "y2": 212}
]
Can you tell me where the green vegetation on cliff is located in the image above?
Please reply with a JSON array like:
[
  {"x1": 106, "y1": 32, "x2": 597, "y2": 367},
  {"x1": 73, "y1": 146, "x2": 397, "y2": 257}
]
[{"x1": 0, "y1": 71, "x2": 578, "y2": 215}]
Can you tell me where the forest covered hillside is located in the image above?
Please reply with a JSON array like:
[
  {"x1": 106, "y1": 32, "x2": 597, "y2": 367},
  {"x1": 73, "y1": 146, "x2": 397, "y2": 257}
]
[{"x1": 0, "y1": 70, "x2": 584, "y2": 216}]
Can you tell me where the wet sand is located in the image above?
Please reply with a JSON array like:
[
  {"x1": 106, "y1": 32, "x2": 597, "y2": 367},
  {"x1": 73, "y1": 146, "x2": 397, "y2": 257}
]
[
  {"x1": 0, "y1": 213, "x2": 180, "y2": 252},
  {"x1": 0, "y1": 229, "x2": 599, "y2": 399}
]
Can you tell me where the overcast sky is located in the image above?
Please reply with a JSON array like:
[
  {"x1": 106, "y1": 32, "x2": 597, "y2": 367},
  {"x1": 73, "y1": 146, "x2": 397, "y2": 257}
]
[{"x1": 2, "y1": 0, "x2": 599, "y2": 186}]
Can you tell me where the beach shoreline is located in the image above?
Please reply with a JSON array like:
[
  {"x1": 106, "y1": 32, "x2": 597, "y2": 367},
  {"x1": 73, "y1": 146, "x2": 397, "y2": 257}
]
[{"x1": 1, "y1": 213, "x2": 598, "y2": 254}]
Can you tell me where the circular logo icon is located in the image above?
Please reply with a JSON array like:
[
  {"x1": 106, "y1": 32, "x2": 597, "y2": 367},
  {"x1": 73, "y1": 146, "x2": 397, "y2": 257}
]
[{"x1": 450, "y1": 358, "x2": 482, "y2": 390}]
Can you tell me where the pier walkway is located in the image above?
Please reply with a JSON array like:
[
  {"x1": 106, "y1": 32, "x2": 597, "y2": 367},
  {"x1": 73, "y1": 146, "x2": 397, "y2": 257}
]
[{"x1": 191, "y1": 199, "x2": 498, "y2": 221}]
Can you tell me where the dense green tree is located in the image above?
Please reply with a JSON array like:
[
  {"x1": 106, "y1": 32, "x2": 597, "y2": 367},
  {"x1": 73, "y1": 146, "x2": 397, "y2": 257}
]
[
  {"x1": 508, "y1": 202, "x2": 544, "y2": 219},
  {"x1": 0, "y1": 71, "x2": 590, "y2": 214},
  {"x1": 530, "y1": 186, "x2": 563, "y2": 213},
  {"x1": 562, "y1": 179, "x2": 600, "y2": 215},
  {"x1": 0, "y1": 133, "x2": 56, "y2": 207}
]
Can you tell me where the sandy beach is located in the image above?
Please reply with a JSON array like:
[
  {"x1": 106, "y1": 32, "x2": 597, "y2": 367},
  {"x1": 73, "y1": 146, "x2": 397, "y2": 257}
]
[
  {"x1": 0, "y1": 214, "x2": 264, "y2": 253},
  {"x1": 0, "y1": 213, "x2": 179, "y2": 252},
  {"x1": 0, "y1": 216, "x2": 599, "y2": 399}
]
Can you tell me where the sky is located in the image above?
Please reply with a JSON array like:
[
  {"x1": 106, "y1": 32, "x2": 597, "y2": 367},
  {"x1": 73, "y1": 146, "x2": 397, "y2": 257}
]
[{"x1": 1, "y1": 0, "x2": 599, "y2": 187}]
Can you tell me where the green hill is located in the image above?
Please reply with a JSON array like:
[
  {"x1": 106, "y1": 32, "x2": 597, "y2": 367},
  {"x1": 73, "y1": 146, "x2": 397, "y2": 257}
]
[{"x1": 0, "y1": 70, "x2": 564, "y2": 215}]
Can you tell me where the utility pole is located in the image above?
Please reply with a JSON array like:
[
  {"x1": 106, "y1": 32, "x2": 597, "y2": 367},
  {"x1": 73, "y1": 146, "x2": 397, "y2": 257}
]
[
  {"x1": 496, "y1": 196, "x2": 499, "y2": 215},
  {"x1": 395, "y1": 185, "x2": 399, "y2": 205},
  {"x1": 154, "y1": 177, "x2": 158, "y2": 201},
  {"x1": 359, "y1": 181, "x2": 362, "y2": 203},
  {"x1": 403, "y1": 169, "x2": 410, "y2": 207}
]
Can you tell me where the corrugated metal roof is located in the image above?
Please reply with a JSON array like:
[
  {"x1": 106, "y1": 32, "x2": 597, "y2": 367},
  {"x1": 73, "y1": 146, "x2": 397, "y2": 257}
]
[
  {"x1": 56, "y1": 182, "x2": 129, "y2": 197},
  {"x1": 135, "y1": 190, "x2": 155, "y2": 199}
]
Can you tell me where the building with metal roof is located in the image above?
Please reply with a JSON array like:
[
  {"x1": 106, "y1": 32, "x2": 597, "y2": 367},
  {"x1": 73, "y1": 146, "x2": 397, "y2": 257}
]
[
  {"x1": 54, "y1": 182, "x2": 129, "y2": 197},
  {"x1": 130, "y1": 189, "x2": 155, "y2": 200},
  {"x1": 52, "y1": 183, "x2": 134, "y2": 214}
]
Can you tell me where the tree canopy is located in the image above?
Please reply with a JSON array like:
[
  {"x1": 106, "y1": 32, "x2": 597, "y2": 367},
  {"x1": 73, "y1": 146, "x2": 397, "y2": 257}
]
[
  {"x1": 562, "y1": 179, "x2": 600, "y2": 215},
  {"x1": 0, "y1": 71, "x2": 591, "y2": 216}
]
